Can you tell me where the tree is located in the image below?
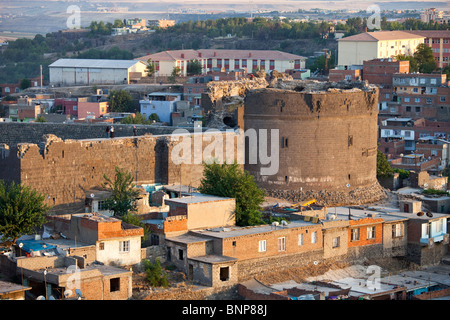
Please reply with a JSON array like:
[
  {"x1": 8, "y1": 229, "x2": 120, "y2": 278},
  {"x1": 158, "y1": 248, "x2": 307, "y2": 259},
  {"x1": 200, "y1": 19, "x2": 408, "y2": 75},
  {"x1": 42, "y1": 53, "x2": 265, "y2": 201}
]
[
  {"x1": 168, "y1": 66, "x2": 181, "y2": 83},
  {"x1": 108, "y1": 89, "x2": 134, "y2": 113},
  {"x1": 396, "y1": 54, "x2": 419, "y2": 73},
  {"x1": 144, "y1": 258, "x2": 169, "y2": 287},
  {"x1": 377, "y1": 150, "x2": 394, "y2": 178},
  {"x1": 187, "y1": 59, "x2": 202, "y2": 75},
  {"x1": 197, "y1": 162, "x2": 265, "y2": 226},
  {"x1": 121, "y1": 112, "x2": 151, "y2": 124},
  {"x1": 102, "y1": 167, "x2": 140, "y2": 217},
  {"x1": 0, "y1": 180, "x2": 51, "y2": 245},
  {"x1": 414, "y1": 43, "x2": 436, "y2": 73},
  {"x1": 146, "y1": 59, "x2": 156, "y2": 77},
  {"x1": 20, "y1": 78, "x2": 31, "y2": 90},
  {"x1": 35, "y1": 115, "x2": 47, "y2": 122},
  {"x1": 148, "y1": 113, "x2": 160, "y2": 122}
]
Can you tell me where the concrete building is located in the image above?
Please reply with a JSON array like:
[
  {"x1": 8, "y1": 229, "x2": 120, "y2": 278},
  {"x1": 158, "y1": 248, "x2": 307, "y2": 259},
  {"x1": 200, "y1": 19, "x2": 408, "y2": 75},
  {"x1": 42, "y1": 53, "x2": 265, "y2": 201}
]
[
  {"x1": 49, "y1": 59, "x2": 148, "y2": 86},
  {"x1": 0, "y1": 281, "x2": 31, "y2": 300},
  {"x1": 337, "y1": 31, "x2": 425, "y2": 67},
  {"x1": 47, "y1": 213, "x2": 144, "y2": 266},
  {"x1": 136, "y1": 49, "x2": 306, "y2": 77},
  {"x1": 405, "y1": 30, "x2": 450, "y2": 69},
  {"x1": 148, "y1": 19, "x2": 175, "y2": 28},
  {"x1": 139, "y1": 92, "x2": 182, "y2": 124}
]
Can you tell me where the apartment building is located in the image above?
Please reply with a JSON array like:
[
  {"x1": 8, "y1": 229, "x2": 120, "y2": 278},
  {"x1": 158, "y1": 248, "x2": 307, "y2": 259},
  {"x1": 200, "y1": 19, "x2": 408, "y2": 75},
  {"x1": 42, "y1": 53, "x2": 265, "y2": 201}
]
[
  {"x1": 337, "y1": 31, "x2": 425, "y2": 67},
  {"x1": 136, "y1": 49, "x2": 306, "y2": 77},
  {"x1": 405, "y1": 30, "x2": 450, "y2": 69}
]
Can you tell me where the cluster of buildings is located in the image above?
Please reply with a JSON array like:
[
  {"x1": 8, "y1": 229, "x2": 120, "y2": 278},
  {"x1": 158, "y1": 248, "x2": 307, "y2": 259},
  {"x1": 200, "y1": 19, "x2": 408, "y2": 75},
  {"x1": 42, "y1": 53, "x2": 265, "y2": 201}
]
[
  {"x1": 111, "y1": 18, "x2": 175, "y2": 36},
  {"x1": 1, "y1": 180, "x2": 449, "y2": 300},
  {"x1": 330, "y1": 29, "x2": 450, "y2": 178}
]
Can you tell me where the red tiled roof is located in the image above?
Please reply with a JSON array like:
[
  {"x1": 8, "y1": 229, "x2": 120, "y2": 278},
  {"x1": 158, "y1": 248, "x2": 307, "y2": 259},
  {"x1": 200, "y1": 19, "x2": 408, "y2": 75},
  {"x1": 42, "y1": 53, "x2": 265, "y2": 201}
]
[
  {"x1": 339, "y1": 31, "x2": 426, "y2": 42},
  {"x1": 136, "y1": 49, "x2": 306, "y2": 61},
  {"x1": 404, "y1": 30, "x2": 450, "y2": 39}
]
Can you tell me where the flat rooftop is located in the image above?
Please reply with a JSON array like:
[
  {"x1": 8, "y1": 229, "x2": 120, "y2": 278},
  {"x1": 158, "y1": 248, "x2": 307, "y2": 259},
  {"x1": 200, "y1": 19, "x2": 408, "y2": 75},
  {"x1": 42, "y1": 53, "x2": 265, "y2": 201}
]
[
  {"x1": 165, "y1": 193, "x2": 234, "y2": 205},
  {"x1": 192, "y1": 220, "x2": 318, "y2": 239}
]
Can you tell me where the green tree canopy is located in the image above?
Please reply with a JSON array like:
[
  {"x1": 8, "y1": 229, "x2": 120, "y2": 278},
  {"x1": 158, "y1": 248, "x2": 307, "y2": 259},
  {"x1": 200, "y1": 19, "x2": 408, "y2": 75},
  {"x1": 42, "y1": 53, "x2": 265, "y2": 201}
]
[
  {"x1": 377, "y1": 150, "x2": 394, "y2": 178},
  {"x1": 197, "y1": 162, "x2": 265, "y2": 226},
  {"x1": 108, "y1": 89, "x2": 134, "y2": 113},
  {"x1": 121, "y1": 112, "x2": 151, "y2": 124},
  {"x1": 146, "y1": 59, "x2": 156, "y2": 77},
  {"x1": 102, "y1": 167, "x2": 140, "y2": 217},
  {"x1": 396, "y1": 54, "x2": 419, "y2": 73},
  {"x1": 0, "y1": 180, "x2": 51, "y2": 245},
  {"x1": 168, "y1": 66, "x2": 181, "y2": 83},
  {"x1": 187, "y1": 59, "x2": 202, "y2": 75},
  {"x1": 413, "y1": 43, "x2": 436, "y2": 73}
]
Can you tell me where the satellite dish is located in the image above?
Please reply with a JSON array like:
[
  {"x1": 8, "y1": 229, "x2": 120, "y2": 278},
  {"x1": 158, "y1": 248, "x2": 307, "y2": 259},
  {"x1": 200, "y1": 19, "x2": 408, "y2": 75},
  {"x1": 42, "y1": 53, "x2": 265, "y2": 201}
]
[
  {"x1": 49, "y1": 295, "x2": 56, "y2": 300},
  {"x1": 417, "y1": 211, "x2": 424, "y2": 216},
  {"x1": 426, "y1": 212, "x2": 433, "y2": 217},
  {"x1": 272, "y1": 221, "x2": 279, "y2": 226},
  {"x1": 281, "y1": 220, "x2": 288, "y2": 226},
  {"x1": 90, "y1": 193, "x2": 95, "y2": 198},
  {"x1": 313, "y1": 261, "x2": 319, "y2": 265},
  {"x1": 346, "y1": 183, "x2": 351, "y2": 188},
  {"x1": 36, "y1": 296, "x2": 46, "y2": 300},
  {"x1": 75, "y1": 289, "x2": 83, "y2": 299},
  {"x1": 18, "y1": 243, "x2": 23, "y2": 248},
  {"x1": 63, "y1": 290, "x2": 72, "y2": 298}
]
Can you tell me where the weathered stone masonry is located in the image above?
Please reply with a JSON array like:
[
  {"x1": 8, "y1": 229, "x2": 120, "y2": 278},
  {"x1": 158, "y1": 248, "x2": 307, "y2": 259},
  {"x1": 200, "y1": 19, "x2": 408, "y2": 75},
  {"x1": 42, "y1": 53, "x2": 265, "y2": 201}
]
[
  {"x1": 0, "y1": 131, "x2": 240, "y2": 214},
  {"x1": 243, "y1": 80, "x2": 386, "y2": 205}
]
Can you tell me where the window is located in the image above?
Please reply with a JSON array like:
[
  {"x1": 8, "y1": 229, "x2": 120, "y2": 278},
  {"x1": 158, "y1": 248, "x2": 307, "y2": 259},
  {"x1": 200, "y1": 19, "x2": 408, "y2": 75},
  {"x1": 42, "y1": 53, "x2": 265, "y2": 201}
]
[
  {"x1": 119, "y1": 240, "x2": 130, "y2": 253},
  {"x1": 441, "y1": 96, "x2": 446, "y2": 102},
  {"x1": 99, "y1": 242, "x2": 104, "y2": 250},
  {"x1": 416, "y1": 106, "x2": 421, "y2": 112},
  {"x1": 435, "y1": 219, "x2": 444, "y2": 234},
  {"x1": 220, "y1": 267, "x2": 229, "y2": 281},
  {"x1": 413, "y1": 88, "x2": 418, "y2": 93},
  {"x1": 278, "y1": 237, "x2": 286, "y2": 251},
  {"x1": 404, "y1": 97, "x2": 410, "y2": 102},
  {"x1": 298, "y1": 234, "x2": 303, "y2": 246},
  {"x1": 426, "y1": 98, "x2": 432, "y2": 104},
  {"x1": 351, "y1": 228, "x2": 360, "y2": 241},
  {"x1": 332, "y1": 237, "x2": 340, "y2": 248},
  {"x1": 110, "y1": 278, "x2": 120, "y2": 292},
  {"x1": 232, "y1": 241, "x2": 237, "y2": 247},
  {"x1": 392, "y1": 224, "x2": 403, "y2": 238},
  {"x1": 367, "y1": 226, "x2": 376, "y2": 240},
  {"x1": 422, "y1": 223, "x2": 430, "y2": 238},
  {"x1": 258, "y1": 240, "x2": 267, "y2": 252},
  {"x1": 98, "y1": 200, "x2": 108, "y2": 211},
  {"x1": 178, "y1": 249, "x2": 184, "y2": 260},
  {"x1": 311, "y1": 231, "x2": 317, "y2": 244}
]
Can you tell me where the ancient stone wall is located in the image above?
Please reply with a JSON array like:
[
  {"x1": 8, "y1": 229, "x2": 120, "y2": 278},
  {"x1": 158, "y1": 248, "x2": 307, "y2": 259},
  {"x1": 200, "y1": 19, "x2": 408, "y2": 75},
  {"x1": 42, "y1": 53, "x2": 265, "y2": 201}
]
[
  {"x1": 243, "y1": 80, "x2": 385, "y2": 205},
  {"x1": 0, "y1": 131, "x2": 241, "y2": 214},
  {"x1": 0, "y1": 122, "x2": 191, "y2": 148}
]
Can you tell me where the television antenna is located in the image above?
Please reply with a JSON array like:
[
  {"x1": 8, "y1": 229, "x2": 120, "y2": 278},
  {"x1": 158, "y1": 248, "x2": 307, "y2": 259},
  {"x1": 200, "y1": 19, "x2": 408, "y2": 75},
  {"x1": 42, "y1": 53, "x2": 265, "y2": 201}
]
[{"x1": 36, "y1": 296, "x2": 45, "y2": 300}]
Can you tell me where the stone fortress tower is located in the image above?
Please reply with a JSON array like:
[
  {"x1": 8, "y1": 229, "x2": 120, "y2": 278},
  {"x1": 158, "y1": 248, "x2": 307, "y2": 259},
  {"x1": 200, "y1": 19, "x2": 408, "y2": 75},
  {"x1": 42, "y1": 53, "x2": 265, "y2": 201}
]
[{"x1": 243, "y1": 80, "x2": 386, "y2": 205}]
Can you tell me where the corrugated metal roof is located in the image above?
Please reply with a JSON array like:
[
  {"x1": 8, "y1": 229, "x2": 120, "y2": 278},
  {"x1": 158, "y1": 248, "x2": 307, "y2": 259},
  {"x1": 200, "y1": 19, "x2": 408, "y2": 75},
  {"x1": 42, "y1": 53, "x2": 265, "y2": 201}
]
[
  {"x1": 136, "y1": 49, "x2": 306, "y2": 62},
  {"x1": 338, "y1": 31, "x2": 426, "y2": 42},
  {"x1": 49, "y1": 59, "x2": 144, "y2": 69}
]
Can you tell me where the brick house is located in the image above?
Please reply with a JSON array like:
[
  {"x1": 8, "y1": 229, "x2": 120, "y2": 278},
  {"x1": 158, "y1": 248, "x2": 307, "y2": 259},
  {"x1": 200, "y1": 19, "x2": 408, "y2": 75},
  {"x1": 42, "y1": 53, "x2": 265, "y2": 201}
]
[
  {"x1": 393, "y1": 200, "x2": 450, "y2": 265},
  {"x1": 47, "y1": 213, "x2": 144, "y2": 266}
]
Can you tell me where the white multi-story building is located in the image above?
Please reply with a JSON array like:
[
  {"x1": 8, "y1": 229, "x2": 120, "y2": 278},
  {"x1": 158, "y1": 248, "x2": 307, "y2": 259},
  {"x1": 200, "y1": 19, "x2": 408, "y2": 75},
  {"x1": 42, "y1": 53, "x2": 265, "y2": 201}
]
[
  {"x1": 136, "y1": 49, "x2": 307, "y2": 77},
  {"x1": 337, "y1": 31, "x2": 425, "y2": 67}
]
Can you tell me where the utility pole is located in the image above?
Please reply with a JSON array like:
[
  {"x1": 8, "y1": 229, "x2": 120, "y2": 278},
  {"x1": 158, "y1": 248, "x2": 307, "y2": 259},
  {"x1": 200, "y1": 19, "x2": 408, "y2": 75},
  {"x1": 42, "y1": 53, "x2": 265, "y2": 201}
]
[{"x1": 40, "y1": 64, "x2": 43, "y2": 93}]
